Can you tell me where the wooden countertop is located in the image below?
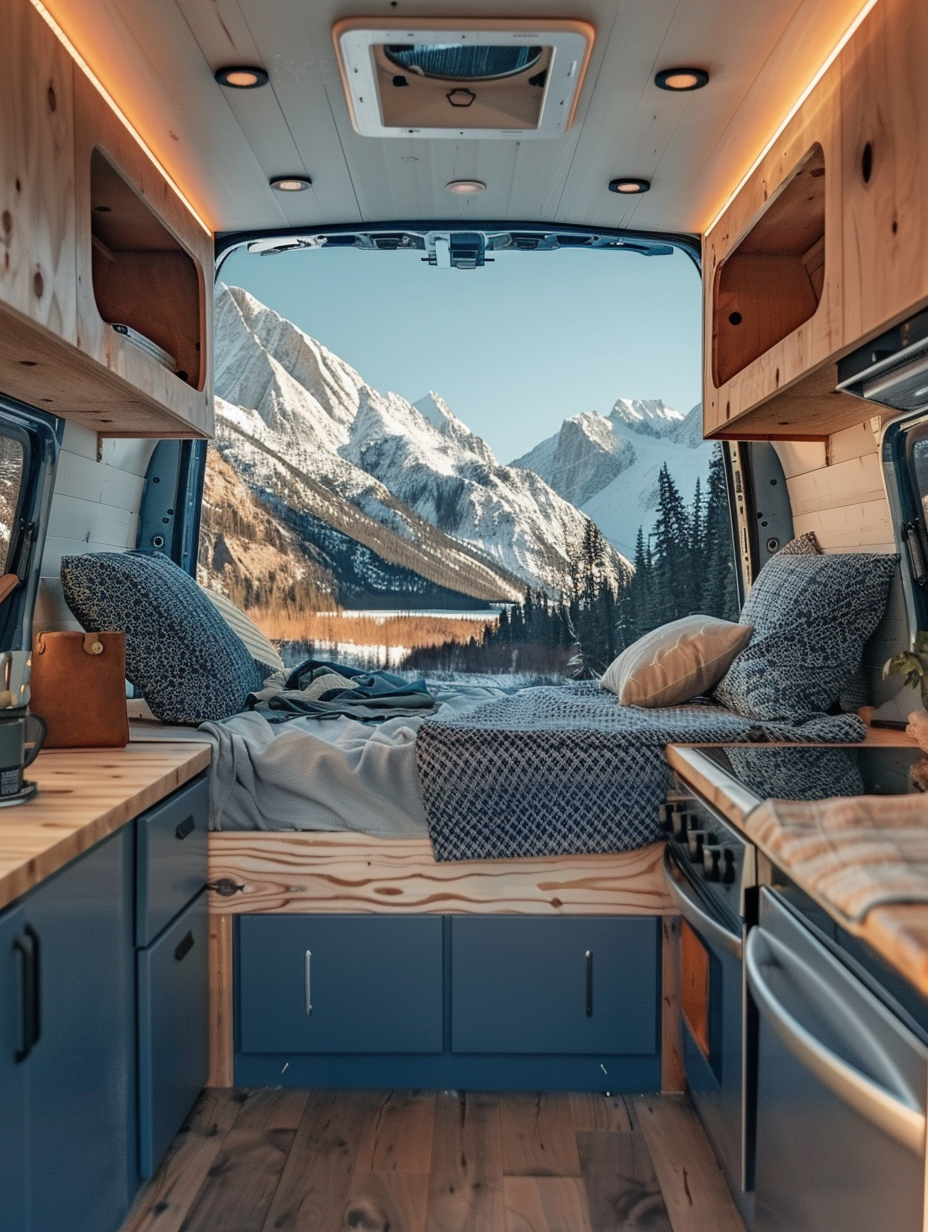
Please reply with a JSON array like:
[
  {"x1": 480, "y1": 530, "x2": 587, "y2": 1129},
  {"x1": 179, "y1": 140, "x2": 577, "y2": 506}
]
[
  {"x1": 0, "y1": 742, "x2": 211, "y2": 912},
  {"x1": 666, "y1": 739, "x2": 928, "y2": 1001}
]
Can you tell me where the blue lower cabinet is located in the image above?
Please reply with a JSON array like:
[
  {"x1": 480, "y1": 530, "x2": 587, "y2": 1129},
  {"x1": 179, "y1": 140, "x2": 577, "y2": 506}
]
[
  {"x1": 0, "y1": 903, "x2": 28, "y2": 1232},
  {"x1": 239, "y1": 915, "x2": 444, "y2": 1054},
  {"x1": 135, "y1": 775, "x2": 209, "y2": 947},
  {"x1": 235, "y1": 913, "x2": 661, "y2": 1090},
  {"x1": 25, "y1": 828, "x2": 135, "y2": 1232},
  {"x1": 451, "y1": 916, "x2": 659, "y2": 1054},
  {"x1": 137, "y1": 891, "x2": 209, "y2": 1179}
]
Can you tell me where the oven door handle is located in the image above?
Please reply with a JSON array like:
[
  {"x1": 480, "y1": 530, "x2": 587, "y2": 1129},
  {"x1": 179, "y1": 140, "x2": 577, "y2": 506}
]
[
  {"x1": 746, "y1": 926, "x2": 926, "y2": 1158},
  {"x1": 663, "y1": 847, "x2": 742, "y2": 959}
]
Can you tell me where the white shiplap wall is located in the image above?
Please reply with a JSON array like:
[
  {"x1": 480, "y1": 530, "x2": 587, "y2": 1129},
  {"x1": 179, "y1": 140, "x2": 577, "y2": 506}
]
[{"x1": 34, "y1": 423, "x2": 157, "y2": 633}]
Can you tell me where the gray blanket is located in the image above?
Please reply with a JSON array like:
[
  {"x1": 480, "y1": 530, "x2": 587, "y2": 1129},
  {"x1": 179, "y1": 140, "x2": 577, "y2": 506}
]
[{"x1": 415, "y1": 682, "x2": 867, "y2": 861}]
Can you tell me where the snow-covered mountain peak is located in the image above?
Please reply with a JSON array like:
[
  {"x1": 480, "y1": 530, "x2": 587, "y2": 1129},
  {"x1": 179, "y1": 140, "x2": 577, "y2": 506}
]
[
  {"x1": 213, "y1": 283, "x2": 629, "y2": 595},
  {"x1": 609, "y1": 397, "x2": 685, "y2": 438}
]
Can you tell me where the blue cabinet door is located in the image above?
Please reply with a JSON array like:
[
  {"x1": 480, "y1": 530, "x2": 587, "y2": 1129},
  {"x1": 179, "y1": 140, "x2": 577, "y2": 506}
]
[
  {"x1": 136, "y1": 775, "x2": 209, "y2": 947},
  {"x1": 137, "y1": 891, "x2": 209, "y2": 1179},
  {"x1": 0, "y1": 903, "x2": 28, "y2": 1232},
  {"x1": 239, "y1": 915, "x2": 444, "y2": 1054},
  {"x1": 25, "y1": 828, "x2": 135, "y2": 1232},
  {"x1": 451, "y1": 916, "x2": 659, "y2": 1055}
]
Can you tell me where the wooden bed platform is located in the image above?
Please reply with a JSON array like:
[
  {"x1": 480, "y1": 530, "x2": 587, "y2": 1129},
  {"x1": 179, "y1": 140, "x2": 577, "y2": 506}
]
[{"x1": 205, "y1": 833, "x2": 680, "y2": 1090}]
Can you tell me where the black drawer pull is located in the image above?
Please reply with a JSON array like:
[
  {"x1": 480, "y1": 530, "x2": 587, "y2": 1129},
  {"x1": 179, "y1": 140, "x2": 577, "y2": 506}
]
[
  {"x1": 174, "y1": 931, "x2": 195, "y2": 962},
  {"x1": 13, "y1": 928, "x2": 40, "y2": 1062},
  {"x1": 585, "y1": 950, "x2": 593, "y2": 1018},
  {"x1": 175, "y1": 815, "x2": 196, "y2": 841}
]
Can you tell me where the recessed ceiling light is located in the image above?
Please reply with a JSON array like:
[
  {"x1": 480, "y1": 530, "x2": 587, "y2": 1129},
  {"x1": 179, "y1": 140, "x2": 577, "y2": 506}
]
[
  {"x1": 270, "y1": 176, "x2": 312, "y2": 192},
  {"x1": 215, "y1": 66, "x2": 269, "y2": 89},
  {"x1": 608, "y1": 178, "x2": 651, "y2": 194},
  {"x1": 655, "y1": 67, "x2": 710, "y2": 92},
  {"x1": 446, "y1": 180, "x2": 487, "y2": 195}
]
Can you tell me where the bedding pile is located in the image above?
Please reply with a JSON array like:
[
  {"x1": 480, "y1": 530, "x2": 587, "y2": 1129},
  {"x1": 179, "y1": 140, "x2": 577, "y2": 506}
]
[
  {"x1": 415, "y1": 682, "x2": 867, "y2": 861},
  {"x1": 203, "y1": 677, "x2": 866, "y2": 859}
]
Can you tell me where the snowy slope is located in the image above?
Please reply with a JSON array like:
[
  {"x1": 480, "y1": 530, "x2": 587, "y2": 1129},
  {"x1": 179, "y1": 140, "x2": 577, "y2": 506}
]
[
  {"x1": 214, "y1": 283, "x2": 629, "y2": 596},
  {"x1": 512, "y1": 399, "x2": 713, "y2": 559}
]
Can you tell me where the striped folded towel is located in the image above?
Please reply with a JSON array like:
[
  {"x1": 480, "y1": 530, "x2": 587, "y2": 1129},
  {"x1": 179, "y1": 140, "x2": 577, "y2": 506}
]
[{"x1": 746, "y1": 793, "x2": 928, "y2": 922}]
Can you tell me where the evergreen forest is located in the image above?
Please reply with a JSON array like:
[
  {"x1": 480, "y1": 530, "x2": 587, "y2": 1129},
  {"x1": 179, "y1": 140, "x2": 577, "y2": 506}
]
[{"x1": 403, "y1": 445, "x2": 739, "y2": 678}]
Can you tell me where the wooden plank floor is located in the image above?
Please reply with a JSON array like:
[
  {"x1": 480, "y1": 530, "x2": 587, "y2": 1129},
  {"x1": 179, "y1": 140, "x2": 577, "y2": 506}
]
[{"x1": 122, "y1": 1089, "x2": 747, "y2": 1232}]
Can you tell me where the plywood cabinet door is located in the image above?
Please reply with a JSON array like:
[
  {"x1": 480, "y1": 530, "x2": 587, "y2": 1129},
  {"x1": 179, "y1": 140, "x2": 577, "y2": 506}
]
[
  {"x1": 0, "y1": 0, "x2": 76, "y2": 344},
  {"x1": 841, "y1": 0, "x2": 928, "y2": 346}
]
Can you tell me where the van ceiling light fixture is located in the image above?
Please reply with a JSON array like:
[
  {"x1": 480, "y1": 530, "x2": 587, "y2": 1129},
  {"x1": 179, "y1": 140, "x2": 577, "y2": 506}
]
[
  {"x1": 655, "y1": 67, "x2": 709, "y2": 92},
  {"x1": 27, "y1": 0, "x2": 211, "y2": 234},
  {"x1": 270, "y1": 176, "x2": 312, "y2": 192},
  {"x1": 215, "y1": 66, "x2": 269, "y2": 89},
  {"x1": 705, "y1": 0, "x2": 880, "y2": 234},
  {"x1": 332, "y1": 17, "x2": 594, "y2": 140},
  {"x1": 609, "y1": 177, "x2": 650, "y2": 194},
  {"x1": 446, "y1": 180, "x2": 486, "y2": 195}
]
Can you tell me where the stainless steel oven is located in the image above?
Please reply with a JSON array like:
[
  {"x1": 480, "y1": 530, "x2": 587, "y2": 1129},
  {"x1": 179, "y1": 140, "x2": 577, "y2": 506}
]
[
  {"x1": 661, "y1": 791, "x2": 756, "y2": 1227},
  {"x1": 748, "y1": 888, "x2": 927, "y2": 1232}
]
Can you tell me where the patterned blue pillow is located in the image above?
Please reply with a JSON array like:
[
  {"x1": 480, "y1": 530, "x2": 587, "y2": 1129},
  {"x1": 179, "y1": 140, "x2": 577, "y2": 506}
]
[
  {"x1": 61, "y1": 551, "x2": 263, "y2": 724},
  {"x1": 714, "y1": 553, "x2": 897, "y2": 720}
]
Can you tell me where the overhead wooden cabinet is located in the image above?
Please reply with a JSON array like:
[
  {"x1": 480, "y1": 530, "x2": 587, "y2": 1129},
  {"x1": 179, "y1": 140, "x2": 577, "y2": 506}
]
[
  {"x1": 704, "y1": 0, "x2": 928, "y2": 441},
  {"x1": 840, "y1": 0, "x2": 928, "y2": 348},
  {"x1": 0, "y1": 0, "x2": 212, "y2": 438},
  {"x1": 703, "y1": 58, "x2": 847, "y2": 441}
]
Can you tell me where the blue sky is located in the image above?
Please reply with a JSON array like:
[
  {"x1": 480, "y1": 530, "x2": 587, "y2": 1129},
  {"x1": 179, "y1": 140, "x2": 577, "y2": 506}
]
[{"x1": 220, "y1": 243, "x2": 702, "y2": 464}]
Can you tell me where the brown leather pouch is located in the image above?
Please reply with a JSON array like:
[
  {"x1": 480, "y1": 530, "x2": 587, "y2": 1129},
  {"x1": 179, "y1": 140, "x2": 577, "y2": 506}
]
[{"x1": 29, "y1": 631, "x2": 130, "y2": 748}]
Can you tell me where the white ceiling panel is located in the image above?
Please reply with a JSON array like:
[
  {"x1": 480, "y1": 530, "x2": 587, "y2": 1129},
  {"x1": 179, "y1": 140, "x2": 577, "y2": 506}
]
[{"x1": 44, "y1": 0, "x2": 871, "y2": 238}]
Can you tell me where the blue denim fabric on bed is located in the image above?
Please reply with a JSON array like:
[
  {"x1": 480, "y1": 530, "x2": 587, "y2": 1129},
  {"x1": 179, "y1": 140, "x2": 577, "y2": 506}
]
[
  {"x1": 61, "y1": 551, "x2": 263, "y2": 723},
  {"x1": 713, "y1": 552, "x2": 897, "y2": 721}
]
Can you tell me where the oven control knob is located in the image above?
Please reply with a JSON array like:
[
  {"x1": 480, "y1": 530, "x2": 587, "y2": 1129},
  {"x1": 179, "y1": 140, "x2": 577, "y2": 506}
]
[
  {"x1": 722, "y1": 849, "x2": 737, "y2": 885},
  {"x1": 690, "y1": 832, "x2": 705, "y2": 863},
  {"x1": 676, "y1": 813, "x2": 695, "y2": 841},
  {"x1": 658, "y1": 802, "x2": 679, "y2": 833},
  {"x1": 705, "y1": 848, "x2": 721, "y2": 881}
]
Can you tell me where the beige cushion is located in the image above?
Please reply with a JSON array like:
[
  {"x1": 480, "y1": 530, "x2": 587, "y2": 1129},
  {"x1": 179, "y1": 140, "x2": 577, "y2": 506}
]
[
  {"x1": 601, "y1": 615, "x2": 754, "y2": 708},
  {"x1": 199, "y1": 587, "x2": 285, "y2": 675}
]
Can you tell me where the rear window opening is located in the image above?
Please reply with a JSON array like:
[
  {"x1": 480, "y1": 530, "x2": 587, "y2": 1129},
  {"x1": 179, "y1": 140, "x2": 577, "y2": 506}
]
[{"x1": 204, "y1": 228, "x2": 736, "y2": 681}]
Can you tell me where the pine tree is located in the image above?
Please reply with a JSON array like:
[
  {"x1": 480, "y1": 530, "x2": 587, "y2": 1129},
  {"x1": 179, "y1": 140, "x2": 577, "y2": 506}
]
[{"x1": 652, "y1": 464, "x2": 692, "y2": 622}]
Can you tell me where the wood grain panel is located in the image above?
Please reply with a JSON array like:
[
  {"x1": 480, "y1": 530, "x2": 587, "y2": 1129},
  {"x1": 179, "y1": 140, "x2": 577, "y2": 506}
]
[
  {"x1": 661, "y1": 916, "x2": 685, "y2": 1094},
  {"x1": 500, "y1": 1094, "x2": 582, "y2": 1178},
  {"x1": 680, "y1": 920, "x2": 711, "y2": 1059},
  {"x1": 569, "y1": 1094, "x2": 633, "y2": 1134},
  {"x1": 703, "y1": 54, "x2": 844, "y2": 440},
  {"x1": 841, "y1": 0, "x2": 928, "y2": 346},
  {"x1": 0, "y1": 0, "x2": 76, "y2": 342},
  {"x1": 122, "y1": 1088, "x2": 248, "y2": 1232},
  {"x1": 630, "y1": 1095, "x2": 747, "y2": 1232},
  {"x1": 576, "y1": 1130, "x2": 672, "y2": 1232},
  {"x1": 179, "y1": 1089, "x2": 308, "y2": 1232},
  {"x1": 259, "y1": 1089, "x2": 380, "y2": 1232},
  {"x1": 354, "y1": 1090, "x2": 437, "y2": 1175},
  {"x1": 503, "y1": 1177, "x2": 593, "y2": 1232},
  {"x1": 426, "y1": 1092, "x2": 504, "y2": 1232},
  {"x1": 785, "y1": 451, "x2": 885, "y2": 516},
  {"x1": 208, "y1": 912, "x2": 234, "y2": 1088},
  {"x1": 0, "y1": 742, "x2": 210, "y2": 911},
  {"x1": 73, "y1": 71, "x2": 213, "y2": 438},
  {"x1": 207, "y1": 833, "x2": 672, "y2": 917}
]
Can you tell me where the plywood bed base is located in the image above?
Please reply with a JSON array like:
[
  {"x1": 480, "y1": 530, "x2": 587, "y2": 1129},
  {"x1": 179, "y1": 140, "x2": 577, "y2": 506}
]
[{"x1": 206, "y1": 833, "x2": 682, "y2": 1090}]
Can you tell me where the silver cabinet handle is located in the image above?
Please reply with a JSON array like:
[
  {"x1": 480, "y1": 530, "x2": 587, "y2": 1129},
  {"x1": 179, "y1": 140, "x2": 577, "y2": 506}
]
[
  {"x1": 746, "y1": 927, "x2": 926, "y2": 1157},
  {"x1": 304, "y1": 950, "x2": 312, "y2": 1016},
  {"x1": 663, "y1": 847, "x2": 743, "y2": 959}
]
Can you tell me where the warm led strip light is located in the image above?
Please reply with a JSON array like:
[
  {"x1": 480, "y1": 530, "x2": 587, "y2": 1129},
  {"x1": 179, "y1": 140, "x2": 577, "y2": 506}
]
[
  {"x1": 704, "y1": 0, "x2": 880, "y2": 236},
  {"x1": 29, "y1": 0, "x2": 212, "y2": 235}
]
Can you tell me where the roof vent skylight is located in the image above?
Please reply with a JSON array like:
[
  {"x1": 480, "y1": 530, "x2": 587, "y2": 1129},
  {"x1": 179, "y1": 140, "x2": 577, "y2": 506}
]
[{"x1": 333, "y1": 18, "x2": 594, "y2": 140}]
